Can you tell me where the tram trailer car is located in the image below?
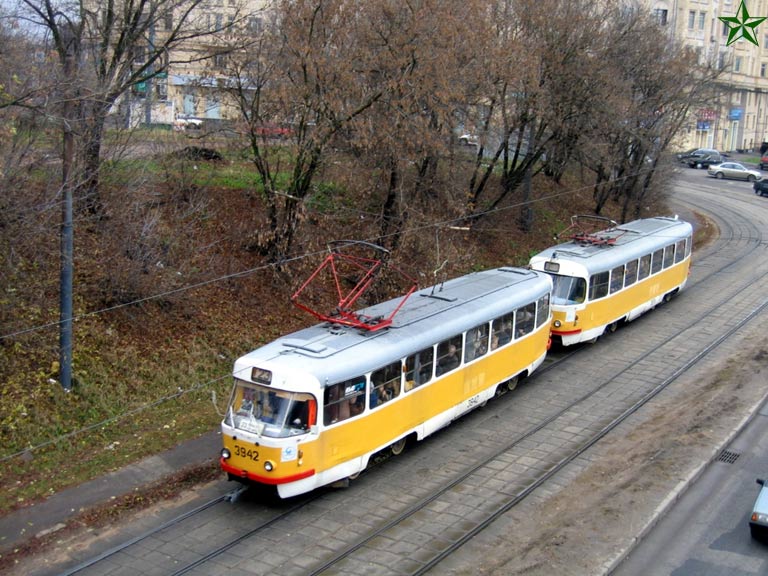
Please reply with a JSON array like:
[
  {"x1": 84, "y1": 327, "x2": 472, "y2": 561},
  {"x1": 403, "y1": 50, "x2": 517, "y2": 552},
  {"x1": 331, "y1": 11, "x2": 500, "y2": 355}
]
[
  {"x1": 529, "y1": 216, "x2": 693, "y2": 346},
  {"x1": 220, "y1": 267, "x2": 553, "y2": 498}
]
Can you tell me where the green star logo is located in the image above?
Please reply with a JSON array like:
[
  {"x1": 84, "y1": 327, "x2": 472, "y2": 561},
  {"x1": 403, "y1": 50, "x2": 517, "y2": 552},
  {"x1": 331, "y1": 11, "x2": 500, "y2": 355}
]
[{"x1": 719, "y1": 0, "x2": 767, "y2": 46}]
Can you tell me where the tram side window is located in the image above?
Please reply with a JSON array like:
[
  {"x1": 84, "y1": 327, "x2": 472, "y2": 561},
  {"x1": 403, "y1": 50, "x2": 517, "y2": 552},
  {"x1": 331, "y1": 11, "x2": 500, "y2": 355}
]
[
  {"x1": 405, "y1": 346, "x2": 434, "y2": 391},
  {"x1": 663, "y1": 244, "x2": 675, "y2": 268},
  {"x1": 588, "y1": 271, "x2": 610, "y2": 300},
  {"x1": 370, "y1": 361, "x2": 401, "y2": 408},
  {"x1": 491, "y1": 312, "x2": 514, "y2": 350},
  {"x1": 324, "y1": 377, "x2": 366, "y2": 426},
  {"x1": 436, "y1": 335, "x2": 463, "y2": 375},
  {"x1": 638, "y1": 254, "x2": 651, "y2": 280},
  {"x1": 465, "y1": 323, "x2": 489, "y2": 363},
  {"x1": 610, "y1": 265, "x2": 625, "y2": 294},
  {"x1": 536, "y1": 293, "x2": 550, "y2": 328},
  {"x1": 685, "y1": 236, "x2": 692, "y2": 257},
  {"x1": 674, "y1": 239, "x2": 686, "y2": 263},
  {"x1": 625, "y1": 259, "x2": 638, "y2": 287},
  {"x1": 651, "y1": 249, "x2": 664, "y2": 274},
  {"x1": 515, "y1": 302, "x2": 536, "y2": 337}
]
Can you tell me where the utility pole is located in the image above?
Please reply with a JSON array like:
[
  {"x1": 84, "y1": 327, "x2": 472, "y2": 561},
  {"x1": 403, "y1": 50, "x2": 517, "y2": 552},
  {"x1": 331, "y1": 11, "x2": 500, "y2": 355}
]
[{"x1": 59, "y1": 26, "x2": 77, "y2": 392}]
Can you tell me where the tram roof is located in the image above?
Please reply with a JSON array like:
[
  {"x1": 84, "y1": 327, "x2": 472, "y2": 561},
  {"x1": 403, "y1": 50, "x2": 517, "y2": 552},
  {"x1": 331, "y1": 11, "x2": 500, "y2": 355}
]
[
  {"x1": 529, "y1": 216, "x2": 692, "y2": 273},
  {"x1": 235, "y1": 267, "x2": 552, "y2": 385}
]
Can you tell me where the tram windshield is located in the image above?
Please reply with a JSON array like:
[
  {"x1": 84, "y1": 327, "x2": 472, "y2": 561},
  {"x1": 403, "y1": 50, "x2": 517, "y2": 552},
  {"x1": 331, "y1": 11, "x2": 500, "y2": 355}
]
[
  {"x1": 548, "y1": 273, "x2": 587, "y2": 305},
  {"x1": 224, "y1": 380, "x2": 316, "y2": 438}
]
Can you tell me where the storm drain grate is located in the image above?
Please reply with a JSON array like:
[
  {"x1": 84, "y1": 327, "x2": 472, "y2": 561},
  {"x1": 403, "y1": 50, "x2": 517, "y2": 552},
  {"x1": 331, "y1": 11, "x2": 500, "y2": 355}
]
[{"x1": 718, "y1": 449, "x2": 741, "y2": 464}]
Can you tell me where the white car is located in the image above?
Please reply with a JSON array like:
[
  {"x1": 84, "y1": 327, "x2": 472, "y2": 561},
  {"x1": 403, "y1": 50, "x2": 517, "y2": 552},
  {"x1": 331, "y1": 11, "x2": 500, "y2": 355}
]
[
  {"x1": 706, "y1": 162, "x2": 762, "y2": 182},
  {"x1": 750, "y1": 478, "x2": 768, "y2": 539},
  {"x1": 173, "y1": 117, "x2": 204, "y2": 131}
]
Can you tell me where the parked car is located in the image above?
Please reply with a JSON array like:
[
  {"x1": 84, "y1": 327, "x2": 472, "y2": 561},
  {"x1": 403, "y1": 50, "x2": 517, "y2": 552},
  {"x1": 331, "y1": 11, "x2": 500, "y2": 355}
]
[
  {"x1": 750, "y1": 478, "x2": 768, "y2": 539},
  {"x1": 173, "y1": 116, "x2": 203, "y2": 131},
  {"x1": 458, "y1": 133, "x2": 479, "y2": 147},
  {"x1": 759, "y1": 154, "x2": 768, "y2": 170},
  {"x1": 688, "y1": 152, "x2": 723, "y2": 169},
  {"x1": 707, "y1": 162, "x2": 762, "y2": 182},
  {"x1": 678, "y1": 147, "x2": 719, "y2": 164},
  {"x1": 754, "y1": 179, "x2": 768, "y2": 196}
]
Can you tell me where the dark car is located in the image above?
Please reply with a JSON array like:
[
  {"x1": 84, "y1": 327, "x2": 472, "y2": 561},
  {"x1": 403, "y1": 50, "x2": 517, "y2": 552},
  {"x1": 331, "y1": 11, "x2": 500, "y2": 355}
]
[
  {"x1": 688, "y1": 152, "x2": 723, "y2": 169},
  {"x1": 678, "y1": 147, "x2": 720, "y2": 165},
  {"x1": 754, "y1": 179, "x2": 768, "y2": 196}
]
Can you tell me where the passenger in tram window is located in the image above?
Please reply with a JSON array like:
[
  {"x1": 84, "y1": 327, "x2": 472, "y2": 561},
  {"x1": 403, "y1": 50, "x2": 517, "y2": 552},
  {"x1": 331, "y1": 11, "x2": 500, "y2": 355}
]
[
  {"x1": 350, "y1": 395, "x2": 365, "y2": 415},
  {"x1": 437, "y1": 344, "x2": 459, "y2": 375}
]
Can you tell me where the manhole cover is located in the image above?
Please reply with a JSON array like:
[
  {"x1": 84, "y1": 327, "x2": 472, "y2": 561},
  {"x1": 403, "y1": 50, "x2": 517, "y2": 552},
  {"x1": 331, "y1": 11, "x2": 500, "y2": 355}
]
[{"x1": 718, "y1": 449, "x2": 740, "y2": 464}]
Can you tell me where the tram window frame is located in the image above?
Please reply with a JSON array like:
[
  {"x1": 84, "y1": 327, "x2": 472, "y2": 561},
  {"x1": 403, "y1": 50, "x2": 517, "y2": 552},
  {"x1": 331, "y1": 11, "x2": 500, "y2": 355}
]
[
  {"x1": 464, "y1": 323, "x2": 489, "y2": 363},
  {"x1": 491, "y1": 312, "x2": 514, "y2": 350},
  {"x1": 638, "y1": 254, "x2": 651, "y2": 280},
  {"x1": 625, "y1": 259, "x2": 638, "y2": 287},
  {"x1": 515, "y1": 302, "x2": 536, "y2": 338},
  {"x1": 588, "y1": 271, "x2": 610, "y2": 300},
  {"x1": 663, "y1": 244, "x2": 675, "y2": 268},
  {"x1": 651, "y1": 249, "x2": 664, "y2": 274},
  {"x1": 674, "y1": 239, "x2": 686, "y2": 263},
  {"x1": 323, "y1": 376, "x2": 366, "y2": 426},
  {"x1": 436, "y1": 335, "x2": 463, "y2": 376},
  {"x1": 609, "y1": 264, "x2": 625, "y2": 294},
  {"x1": 536, "y1": 293, "x2": 550, "y2": 328},
  {"x1": 405, "y1": 346, "x2": 434, "y2": 391},
  {"x1": 370, "y1": 361, "x2": 401, "y2": 409}
]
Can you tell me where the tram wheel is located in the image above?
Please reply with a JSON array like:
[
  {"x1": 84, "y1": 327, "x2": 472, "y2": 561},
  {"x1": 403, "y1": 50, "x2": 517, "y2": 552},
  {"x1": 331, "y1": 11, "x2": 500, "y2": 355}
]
[
  {"x1": 663, "y1": 291, "x2": 674, "y2": 303},
  {"x1": 390, "y1": 437, "x2": 407, "y2": 456},
  {"x1": 507, "y1": 376, "x2": 519, "y2": 392},
  {"x1": 348, "y1": 470, "x2": 362, "y2": 481},
  {"x1": 607, "y1": 321, "x2": 618, "y2": 333}
]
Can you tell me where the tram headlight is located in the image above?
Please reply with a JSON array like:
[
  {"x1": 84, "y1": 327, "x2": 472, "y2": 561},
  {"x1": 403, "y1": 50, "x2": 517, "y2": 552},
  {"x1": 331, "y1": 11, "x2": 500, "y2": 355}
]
[
  {"x1": 221, "y1": 448, "x2": 231, "y2": 460},
  {"x1": 553, "y1": 320, "x2": 561, "y2": 328},
  {"x1": 264, "y1": 460, "x2": 275, "y2": 472}
]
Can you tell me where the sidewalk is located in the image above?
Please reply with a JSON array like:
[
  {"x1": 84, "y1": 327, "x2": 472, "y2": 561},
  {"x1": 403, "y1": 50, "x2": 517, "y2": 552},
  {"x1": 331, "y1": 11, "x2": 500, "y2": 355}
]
[{"x1": 0, "y1": 431, "x2": 221, "y2": 557}]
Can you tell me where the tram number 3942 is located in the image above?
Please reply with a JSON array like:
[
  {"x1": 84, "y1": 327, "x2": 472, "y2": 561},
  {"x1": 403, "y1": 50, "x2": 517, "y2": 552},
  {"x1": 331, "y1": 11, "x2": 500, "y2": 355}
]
[
  {"x1": 467, "y1": 394, "x2": 483, "y2": 408},
  {"x1": 234, "y1": 444, "x2": 259, "y2": 462}
]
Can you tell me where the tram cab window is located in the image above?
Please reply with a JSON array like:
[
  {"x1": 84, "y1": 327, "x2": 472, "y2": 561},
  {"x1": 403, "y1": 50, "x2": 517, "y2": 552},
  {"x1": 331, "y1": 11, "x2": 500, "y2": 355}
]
[
  {"x1": 610, "y1": 265, "x2": 625, "y2": 294},
  {"x1": 651, "y1": 249, "x2": 663, "y2": 274},
  {"x1": 465, "y1": 323, "x2": 489, "y2": 363},
  {"x1": 625, "y1": 260, "x2": 638, "y2": 287},
  {"x1": 405, "y1": 347, "x2": 434, "y2": 391},
  {"x1": 674, "y1": 240, "x2": 686, "y2": 263},
  {"x1": 370, "y1": 361, "x2": 401, "y2": 408},
  {"x1": 588, "y1": 271, "x2": 610, "y2": 300},
  {"x1": 550, "y1": 274, "x2": 586, "y2": 305},
  {"x1": 685, "y1": 236, "x2": 692, "y2": 257},
  {"x1": 537, "y1": 293, "x2": 550, "y2": 327},
  {"x1": 663, "y1": 244, "x2": 675, "y2": 268},
  {"x1": 515, "y1": 302, "x2": 536, "y2": 337},
  {"x1": 491, "y1": 312, "x2": 514, "y2": 350},
  {"x1": 436, "y1": 335, "x2": 462, "y2": 375},
  {"x1": 324, "y1": 377, "x2": 365, "y2": 425},
  {"x1": 638, "y1": 254, "x2": 651, "y2": 280},
  {"x1": 228, "y1": 381, "x2": 317, "y2": 437}
]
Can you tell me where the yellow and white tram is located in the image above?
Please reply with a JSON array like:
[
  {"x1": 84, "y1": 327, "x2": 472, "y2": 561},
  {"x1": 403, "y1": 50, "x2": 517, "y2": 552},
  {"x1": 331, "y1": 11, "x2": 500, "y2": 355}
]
[
  {"x1": 529, "y1": 216, "x2": 693, "y2": 346},
  {"x1": 220, "y1": 267, "x2": 552, "y2": 498}
]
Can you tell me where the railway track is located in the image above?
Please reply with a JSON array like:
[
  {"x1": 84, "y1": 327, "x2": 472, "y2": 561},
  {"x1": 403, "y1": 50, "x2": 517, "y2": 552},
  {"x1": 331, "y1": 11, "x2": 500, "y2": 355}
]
[{"x1": 28, "y1": 175, "x2": 768, "y2": 576}]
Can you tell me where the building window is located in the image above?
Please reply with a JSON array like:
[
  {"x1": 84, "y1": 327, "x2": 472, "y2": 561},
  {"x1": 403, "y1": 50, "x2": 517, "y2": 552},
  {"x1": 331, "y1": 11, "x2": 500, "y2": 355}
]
[
  {"x1": 653, "y1": 8, "x2": 668, "y2": 25},
  {"x1": 735, "y1": 56, "x2": 742, "y2": 72},
  {"x1": 699, "y1": 12, "x2": 706, "y2": 31},
  {"x1": 689, "y1": 10, "x2": 696, "y2": 29},
  {"x1": 761, "y1": 63, "x2": 767, "y2": 77},
  {"x1": 163, "y1": 11, "x2": 173, "y2": 31},
  {"x1": 723, "y1": 21, "x2": 731, "y2": 36}
]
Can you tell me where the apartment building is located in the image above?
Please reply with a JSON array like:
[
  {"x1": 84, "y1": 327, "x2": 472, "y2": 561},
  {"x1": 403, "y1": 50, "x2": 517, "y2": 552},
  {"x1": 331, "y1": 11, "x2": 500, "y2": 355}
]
[
  {"x1": 127, "y1": 0, "x2": 267, "y2": 128},
  {"x1": 649, "y1": 0, "x2": 768, "y2": 152}
]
